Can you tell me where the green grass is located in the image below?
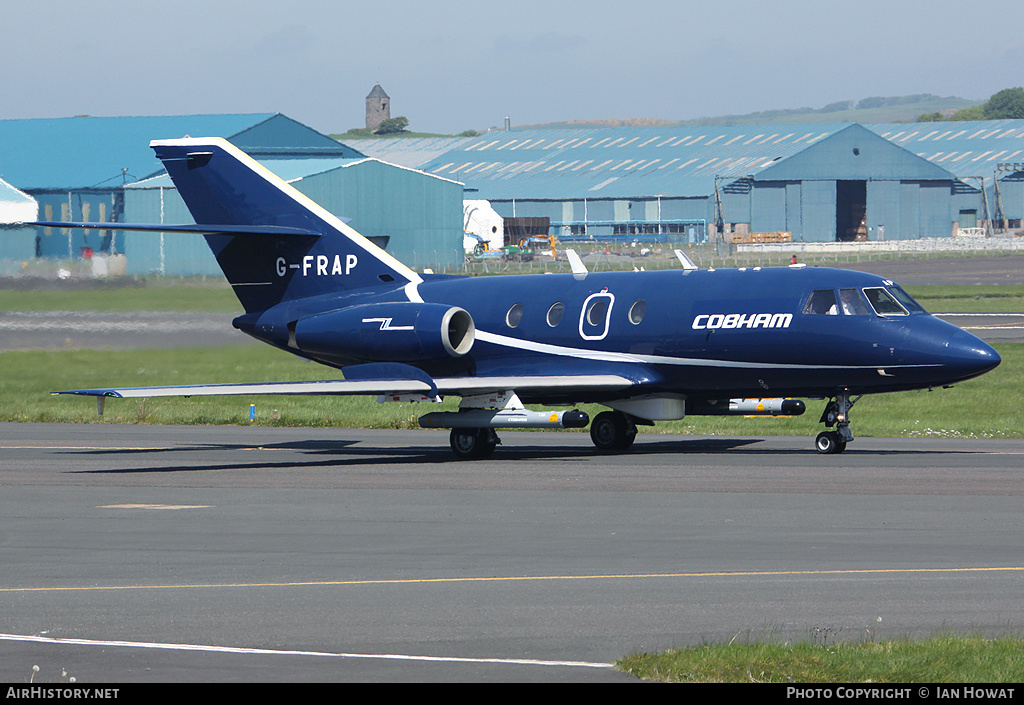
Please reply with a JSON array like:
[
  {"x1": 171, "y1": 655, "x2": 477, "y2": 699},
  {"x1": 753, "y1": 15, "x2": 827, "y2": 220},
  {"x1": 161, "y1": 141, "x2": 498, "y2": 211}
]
[
  {"x1": 2, "y1": 343, "x2": 1020, "y2": 439},
  {"x1": 617, "y1": 634, "x2": 1024, "y2": 683},
  {"x1": 0, "y1": 345, "x2": 450, "y2": 427},
  {"x1": 0, "y1": 280, "x2": 241, "y2": 313},
  {"x1": 906, "y1": 285, "x2": 1024, "y2": 312}
]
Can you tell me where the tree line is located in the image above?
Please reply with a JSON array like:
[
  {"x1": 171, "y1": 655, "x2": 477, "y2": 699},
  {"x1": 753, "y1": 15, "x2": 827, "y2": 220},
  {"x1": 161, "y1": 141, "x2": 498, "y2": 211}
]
[{"x1": 918, "y1": 87, "x2": 1024, "y2": 122}]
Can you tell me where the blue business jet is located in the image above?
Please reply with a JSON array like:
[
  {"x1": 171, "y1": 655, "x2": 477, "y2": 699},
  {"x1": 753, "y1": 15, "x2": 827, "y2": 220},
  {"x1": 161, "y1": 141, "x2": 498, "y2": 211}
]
[{"x1": 38, "y1": 137, "x2": 1001, "y2": 458}]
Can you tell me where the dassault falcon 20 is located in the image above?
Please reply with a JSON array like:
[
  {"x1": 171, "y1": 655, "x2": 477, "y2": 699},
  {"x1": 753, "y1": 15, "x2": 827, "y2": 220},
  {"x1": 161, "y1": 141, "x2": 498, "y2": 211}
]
[{"x1": 38, "y1": 137, "x2": 1000, "y2": 458}]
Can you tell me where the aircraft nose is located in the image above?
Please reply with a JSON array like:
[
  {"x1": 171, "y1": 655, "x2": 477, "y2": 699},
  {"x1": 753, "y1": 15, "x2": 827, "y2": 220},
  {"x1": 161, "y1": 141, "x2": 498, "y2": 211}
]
[{"x1": 944, "y1": 330, "x2": 1001, "y2": 381}]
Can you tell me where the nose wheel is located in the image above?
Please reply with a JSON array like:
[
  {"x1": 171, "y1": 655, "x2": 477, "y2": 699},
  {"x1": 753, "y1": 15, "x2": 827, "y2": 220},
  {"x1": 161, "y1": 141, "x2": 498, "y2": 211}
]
[
  {"x1": 815, "y1": 393, "x2": 860, "y2": 454},
  {"x1": 815, "y1": 430, "x2": 847, "y2": 455}
]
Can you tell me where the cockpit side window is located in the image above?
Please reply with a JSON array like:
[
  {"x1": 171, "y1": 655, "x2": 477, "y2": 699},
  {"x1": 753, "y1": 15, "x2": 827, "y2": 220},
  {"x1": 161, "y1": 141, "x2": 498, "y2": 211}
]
[
  {"x1": 838, "y1": 288, "x2": 872, "y2": 315},
  {"x1": 803, "y1": 289, "x2": 838, "y2": 315},
  {"x1": 864, "y1": 287, "x2": 909, "y2": 316}
]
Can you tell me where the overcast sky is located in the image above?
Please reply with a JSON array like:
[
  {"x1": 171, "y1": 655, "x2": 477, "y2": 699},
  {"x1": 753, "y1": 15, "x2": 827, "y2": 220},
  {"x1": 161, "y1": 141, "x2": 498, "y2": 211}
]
[{"x1": 3, "y1": 0, "x2": 1022, "y2": 135}]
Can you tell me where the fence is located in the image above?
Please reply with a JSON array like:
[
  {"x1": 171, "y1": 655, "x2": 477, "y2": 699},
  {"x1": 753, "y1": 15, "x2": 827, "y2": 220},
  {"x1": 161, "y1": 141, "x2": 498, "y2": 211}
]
[{"x1": 456, "y1": 235, "x2": 1024, "y2": 276}]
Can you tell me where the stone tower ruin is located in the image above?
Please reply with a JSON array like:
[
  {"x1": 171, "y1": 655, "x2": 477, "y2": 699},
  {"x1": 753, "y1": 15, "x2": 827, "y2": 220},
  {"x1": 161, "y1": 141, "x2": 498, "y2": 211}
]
[{"x1": 365, "y1": 84, "x2": 390, "y2": 131}]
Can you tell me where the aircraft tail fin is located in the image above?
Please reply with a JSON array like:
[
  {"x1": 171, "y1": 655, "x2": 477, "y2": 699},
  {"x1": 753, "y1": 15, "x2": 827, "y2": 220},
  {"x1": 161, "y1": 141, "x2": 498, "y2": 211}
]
[{"x1": 150, "y1": 137, "x2": 422, "y2": 313}]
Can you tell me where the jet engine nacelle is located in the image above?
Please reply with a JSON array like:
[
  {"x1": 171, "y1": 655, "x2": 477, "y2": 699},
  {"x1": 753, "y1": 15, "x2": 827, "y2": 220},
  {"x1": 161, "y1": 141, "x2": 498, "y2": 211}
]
[{"x1": 293, "y1": 302, "x2": 475, "y2": 362}]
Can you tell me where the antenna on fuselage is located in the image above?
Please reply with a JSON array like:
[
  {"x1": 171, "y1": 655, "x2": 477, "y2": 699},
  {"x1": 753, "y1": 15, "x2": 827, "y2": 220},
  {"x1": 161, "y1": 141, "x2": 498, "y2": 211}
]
[
  {"x1": 565, "y1": 249, "x2": 588, "y2": 281},
  {"x1": 674, "y1": 249, "x2": 698, "y2": 270}
]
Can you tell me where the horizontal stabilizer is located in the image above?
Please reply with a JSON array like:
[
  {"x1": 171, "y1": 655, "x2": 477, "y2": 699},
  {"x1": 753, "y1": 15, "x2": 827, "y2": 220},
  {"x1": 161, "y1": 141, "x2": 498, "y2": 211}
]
[{"x1": 29, "y1": 222, "x2": 321, "y2": 238}]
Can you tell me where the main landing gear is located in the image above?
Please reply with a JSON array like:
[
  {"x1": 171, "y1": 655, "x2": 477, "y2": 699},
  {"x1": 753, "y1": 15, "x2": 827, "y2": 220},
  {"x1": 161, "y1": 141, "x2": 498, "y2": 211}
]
[
  {"x1": 815, "y1": 393, "x2": 860, "y2": 454},
  {"x1": 450, "y1": 427, "x2": 500, "y2": 459},
  {"x1": 589, "y1": 410, "x2": 638, "y2": 452},
  {"x1": 435, "y1": 391, "x2": 588, "y2": 460},
  {"x1": 447, "y1": 410, "x2": 638, "y2": 458}
]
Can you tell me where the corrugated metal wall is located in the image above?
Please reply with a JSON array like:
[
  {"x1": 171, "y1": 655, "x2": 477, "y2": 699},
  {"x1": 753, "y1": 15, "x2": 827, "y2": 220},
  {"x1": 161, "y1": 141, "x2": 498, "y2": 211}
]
[
  {"x1": 488, "y1": 196, "x2": 710, "y2": 241},
  {"x1": 292, "y1": 161, "x2": 462, "y2": 271},
  {"x1": 0, "y1": 225, "x2": 38, "y2": 273},
  {"x1": 866, "y1": 180, "x2": 900, "y2": 240},
  {"x1": 123, "y1": 186, "x2": 222, "y2": 276},
  {"x1": 920, "y1": 181, "x2": 953, "y2": 236},
  {"x1": 800, "y1": 181, "x2": 837, "y2": 241},
  {"x1": 32, "y1": 191, "x2": 122, "y2": 260}
]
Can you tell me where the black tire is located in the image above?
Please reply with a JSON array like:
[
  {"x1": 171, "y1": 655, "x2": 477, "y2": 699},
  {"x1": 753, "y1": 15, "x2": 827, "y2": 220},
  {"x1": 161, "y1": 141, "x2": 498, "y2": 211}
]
[
  {"x1": 590, "y1": 411, "x2": 637, "y2": 452},
  {"x1": 450, "y1": 428, "x2": 498, "y2": 459},
  {"x1": 815, "y1": 431, "x2": 846, "y2": 455}
]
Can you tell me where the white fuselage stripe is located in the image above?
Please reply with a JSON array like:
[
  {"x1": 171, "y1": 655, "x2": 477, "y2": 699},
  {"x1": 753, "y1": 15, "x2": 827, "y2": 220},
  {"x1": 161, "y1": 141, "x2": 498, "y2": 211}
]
[{"x1": 405, "y1": 281, "x2": 423, "y2": 303}]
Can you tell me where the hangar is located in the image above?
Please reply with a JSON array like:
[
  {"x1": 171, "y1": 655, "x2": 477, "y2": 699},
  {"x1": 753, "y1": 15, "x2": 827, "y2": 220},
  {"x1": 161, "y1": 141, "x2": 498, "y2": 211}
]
[
  {"x1": 357, "y1": 119, "x2": 1024, "y2": 244},
  {"x1": 873, "y1": 120, "x2": 1024, "y2": 235},
  {"x1": 0, "y1": 113, "x2": 463, "y2": 275},
  {"x1": 6, "y1": 113, "x2": 1021, "y2": 276},
  {"x1": 0, "y1": 113, "x2": 360, "y2": 263},
  {"x1": 0, "y1": 178, "x2": 37, "y2": 269}
]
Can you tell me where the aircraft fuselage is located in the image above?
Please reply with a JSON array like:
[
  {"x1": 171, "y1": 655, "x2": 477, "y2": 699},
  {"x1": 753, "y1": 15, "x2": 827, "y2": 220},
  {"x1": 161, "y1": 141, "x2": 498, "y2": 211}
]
[{"x1": 235, "y1": 264, "x2": 999, "y2": 406}]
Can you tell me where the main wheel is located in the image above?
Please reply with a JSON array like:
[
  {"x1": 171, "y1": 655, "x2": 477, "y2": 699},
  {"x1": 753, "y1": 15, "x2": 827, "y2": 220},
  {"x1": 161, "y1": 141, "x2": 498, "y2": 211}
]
[
  {"x1": 814, "y1": 431, "x2": 846, "y2": 455},
  {"x1": 450, "y1": 428, "x2": 498, "y2": 459},
  {"x1": 590, "y1": 411, "x2": 637, "y2": 452}
]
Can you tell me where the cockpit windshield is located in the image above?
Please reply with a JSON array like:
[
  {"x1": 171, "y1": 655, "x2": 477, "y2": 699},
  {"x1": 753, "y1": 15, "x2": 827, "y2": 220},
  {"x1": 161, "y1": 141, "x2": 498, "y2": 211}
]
[
  {"x1": 804, "y1": 286, "x2": 928, "y2": 317},
  {"x1": 888, "y1": 285, "x2": 927, "y2": 314},
  {"x1": 863, "y1": 287, "x2": 909, "y2": 316}
]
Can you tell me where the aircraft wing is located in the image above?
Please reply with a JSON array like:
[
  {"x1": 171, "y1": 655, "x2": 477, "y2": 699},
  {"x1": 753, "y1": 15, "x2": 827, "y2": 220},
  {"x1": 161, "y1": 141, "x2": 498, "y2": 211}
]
[
  {"x1": 54, "y1": 379, "x2": 435, "y2": 399},
  {"x1": 54, "y1": 374, "x2": 637, "y2": 400}
]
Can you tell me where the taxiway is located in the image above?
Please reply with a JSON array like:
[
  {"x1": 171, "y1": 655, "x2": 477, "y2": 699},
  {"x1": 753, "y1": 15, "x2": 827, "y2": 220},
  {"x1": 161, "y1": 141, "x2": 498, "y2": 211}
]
[{"x1": 2, "y1": 423, "x2": 1022, "y2": 682}]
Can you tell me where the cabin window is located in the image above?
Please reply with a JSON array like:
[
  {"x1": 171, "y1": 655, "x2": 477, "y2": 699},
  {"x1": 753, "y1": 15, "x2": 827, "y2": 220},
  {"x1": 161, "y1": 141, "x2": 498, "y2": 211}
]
[
  {"x1": 546, "y1": 302, "x2": 565, "y2": 327},
  {"x1": 838, "y1": 288, "x2": 872, "y2": 315},
  {"x1": 863, "y1": 288, "x2": 908, "y2": 316},
  {"x1": 506, "y1": 302, "x2": 524, "y2": 328},
  {"x1": 579, "y1": 292, "x2": 615, "y2": 340},
  {"x1": 586, "y1": 298, "x2": 609, "y2": 326},
  {"x1": 629, "y1": 299, "x2": 647, "y2": 325},
  {"x1": 803, "y1": 289, "x2": 838, "y2": 315}
]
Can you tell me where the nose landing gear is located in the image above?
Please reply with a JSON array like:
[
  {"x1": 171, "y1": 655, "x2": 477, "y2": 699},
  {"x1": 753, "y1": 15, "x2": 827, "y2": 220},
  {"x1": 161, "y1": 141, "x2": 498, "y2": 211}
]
[{"x1": 815, "y1": 393, "x2": 860, "y2": 454}]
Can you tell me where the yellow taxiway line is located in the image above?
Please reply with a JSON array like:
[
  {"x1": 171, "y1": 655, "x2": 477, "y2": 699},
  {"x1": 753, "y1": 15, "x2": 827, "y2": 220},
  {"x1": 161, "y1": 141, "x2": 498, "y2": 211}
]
[{"x1": 3, "y1": 566, "x2": 1022, "y2": 594}]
